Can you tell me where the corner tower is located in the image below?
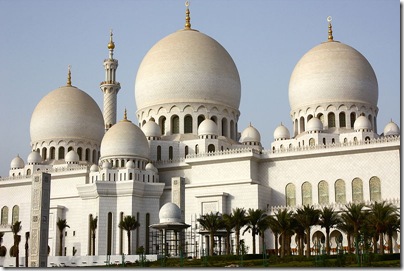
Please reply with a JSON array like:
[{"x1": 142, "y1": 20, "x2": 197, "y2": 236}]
[{"x1": 100, "y1": 30, "x2": 121, "y2": 132}]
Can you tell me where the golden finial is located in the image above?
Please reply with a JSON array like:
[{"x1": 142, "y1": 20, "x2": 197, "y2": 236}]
[
  {"x1": 108, "y1": 29, "x2": 115, "y2": 50},
  {"x1": 124, "y1": 108, "x2": 127, "y2": 120},
  {"x1": 66, "y1": 65, "x2": 72, "y2": 86},
  {"x1": 185, "y1": 1, "x2": 191, "y2": 30},
  {"x1": 327, "y1": 16, "x2": 334, "y2": 41}
]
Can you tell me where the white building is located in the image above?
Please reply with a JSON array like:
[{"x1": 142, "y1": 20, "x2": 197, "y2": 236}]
[{"x1": 0, "y1": 4, "x2": 400, "y2": 265}]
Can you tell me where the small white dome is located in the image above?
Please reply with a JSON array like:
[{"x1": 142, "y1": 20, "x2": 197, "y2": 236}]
[
  {"x1": 240, "y1": 124, "x2": 261, "y2": 143},
  {"x1": 306, "y1": 117, "x2": 323, "y2": 132},
  {"x1": 126, "y1": 160, "x2": 135, "y2": 169},
  {"x1": 159, "y1": 202, "x2": 182, "y2": 223},
  {"x1": 145, "y1": 162, "x2": 158, "y2": 173},
  {"x1": 65, "y1": 150, "x2": 79, "y2": 163},
  {"x1": 273, "y1": 123, "x2": 290, "y2": 140},
  {"x1": 354, "y1": 116, "x2": 372, "y2": 131},
  {"x1": 102, "y1": 161, "x2": 111, "y2": 169},
  {"x1": 198, "y1": 119, "x2": 218, "y2": 136},
  {"x1": 384, "y1": 120, "x2": 400, "y2": 136},
  {"x1": 10, "y1": 155, "x2": 25, "y2": 169},
  {"x1": 142, "y1": 120, "x2": 162, "y2": 138},
  {"x1": 100, "y1": 118, "x2": 149, "y2": 160},
  {"x1": 27, "y1": 151, "x2": 42, "y2": 164},
  {"x1": 90, "y1": 164, "x2": 99, "y2": 172}
]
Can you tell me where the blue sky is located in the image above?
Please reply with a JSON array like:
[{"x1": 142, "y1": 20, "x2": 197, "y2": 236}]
[{"x1": 0, "y1": 0, "x2": 400, "y2": 176}]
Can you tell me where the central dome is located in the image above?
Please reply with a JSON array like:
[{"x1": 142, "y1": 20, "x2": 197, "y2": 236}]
[{"x1": 135, "y1": 29, "x2": 241, "y2": 111}]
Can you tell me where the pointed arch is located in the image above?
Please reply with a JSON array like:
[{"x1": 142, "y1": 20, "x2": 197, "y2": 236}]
[{"x1": 369, "y1": 176, "x2": 381, "y2": 202}]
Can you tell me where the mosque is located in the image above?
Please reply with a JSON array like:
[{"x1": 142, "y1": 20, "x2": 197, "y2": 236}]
[{"x1": 0, "y1": 3, "x2": 400, "y2": 263}]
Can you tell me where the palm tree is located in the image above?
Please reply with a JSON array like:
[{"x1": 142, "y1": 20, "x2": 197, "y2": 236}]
[
  {"x1": 118, "y1": 215, "x2": 140, "y2": 255},
  {"x1": 89, "y1": 216, "x2": 98, "y2": 256},
  {"x1": 368, "y1": 201, "x2": 398, "y2": 254},
  {"x1": 222, "y1": 213, "x2": 235, "y2": 255},
  {"x1": 291, "y1": 213, "x2": 306, "y2": 256},
  {"x1": 267, "y1": 215, "x2": 281, "y2": 256},
  {"x1": 243, "y1": 208, "x2": 267, "y2": 255},
  {"x1": 336, "y1": 218, "x2": 354, "y2": 253},
  {"x1": 272, "y1": 208, "x2": 294, "y2": 258},
  {"x1": 340, "y1": 203, "x2": 366, "y2": 254},
  {"x1": 197, "y1": 212, "x2": 223, "y2": 256},
  {"x1": 25, "y1": 232, "x2": 29, "y2": 267},
  {"x1": 11, "y1": 221, "x2": 22, "y2": 267},
  {"x1": 0, "y1": 232, "x2": 6, "y2": 257},
  {"x1": 296, "y1": 205, "x2": 320, "y2": 258},
  {"x1": 232, "y1": 208, "x2": 246, "y2": 256},
  {"x1": 56, "y1": 218, "x2": 70, "y2": 256},
  {"x1": 319, "y1": 206, "x2": 340, "y2": 255},
  {"x1": 257, "y1": 214, "x2": 271, "y2": 254},
  {"x1": 385, "y1": 216, "x2": 400, "y2": 254}
]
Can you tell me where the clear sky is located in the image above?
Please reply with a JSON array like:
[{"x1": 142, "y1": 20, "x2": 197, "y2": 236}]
[{"x1": 0, "y1": 0, "x2": 400, "y2": 177}]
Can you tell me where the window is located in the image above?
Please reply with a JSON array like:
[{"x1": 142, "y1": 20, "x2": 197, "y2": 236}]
[
  {"x1": 12, "y1": 205, "x2": 19, "y2": 225},
  {"x1": 195, "y1": 144, "x2": 199, "y2": 154},
  {"x1": 230, "y1": 120, "x2": 235, "y2": 140},
  {"x1": 157, "y1": 146, "x2": 161, "y2": 161},
  {"x1": 197, "y1": 115, "x2": 205, "y2": 127},
  {"x1": 335, "y1": 179, "x2": 346, "y2": 204},
  {"x1": 159, "y1": 116, "x2": 166, "y2": 135},
  {"x1": 318, "y1": 181, "x2": 329, "y2": 205},
  {"x1": 172, "y1": 115, "x2": 180, "y2": 134},
  {"x1": 184, "y1": 115, "x2": 192, "y2": 134},
  {"x1": 185, "y1": 146, "x2": 189, "y2": 157},
  {"x1": 42, "y1": 147, "x2": 47, "y2": 160},
  {"x1": 222, "y1": 118, "x2": 228, "y2": 137},
  {"x1": 352, "y1": 178, "x2": 363, "y2": 202},
  {"x1": 309, "y1": 138, "x2": 315, "y2": 146},
  {"x1": 302, "y1": 182, "x2": 312, "y2": 206},
  {"x1": 50, "y1": 147, "x2": 55, "y2": 159},
  {"x1": 300, "y1": 117, "x2": 305, "y2": 132},
  {"x1": 317, "y1": 113, "x2": 324, "y2": 123},
  {"x1": 77, "y1": 147, "x2": 82, "y2": 160},
  {"x1": 369, "y1": 176, "x2": 381, "y2": 202},
  {"x1": 328, "y1": 113, "x2": 335, "y2": 128},
  {"x1": 169, "y1": 146, "x2": 173, "y2": 160},
  {"x1": 1, "y1": 206, "x2": 8, "y2": 225},
  {"x1": 85, "y1": 148, "x2": 90, "y2": 162},
  {"x1": 208, "y1": 144, "x2": 215, "y2": 152},
  {"x1": 58, "y1": 147, "x2": 65, "y2": 159},
  {"x1": 286, "y1": 183, "x2": 296, "y2": 207},
  {"x1": 339, "y1": 112, "x2": 346, "y2": 128},
  {"x1": 350, "y1": 112, "x2": 356, "y2": 128}
]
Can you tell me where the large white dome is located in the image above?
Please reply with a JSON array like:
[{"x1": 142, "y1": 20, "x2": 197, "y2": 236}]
[
  {"x1": 30, "y1": 86, "x2": 104, "y2": 145},
  {"x1": 159, "y1": 202, "x2": 182, "y2": 223},
  {"x1": 100, "y1": 118, "x2": 149, "y2": 160},
  {"x1": 135, "y1": 29, "x2": 241, "y2": 111},
  {"x1": 289, "y1": 41, "x2": 378, "y2": 112}
]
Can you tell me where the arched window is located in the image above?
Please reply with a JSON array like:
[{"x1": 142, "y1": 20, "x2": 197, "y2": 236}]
[
  {"x1": 317, "y1": 113, "x2": 324, "y2": 123},
  {"x1": 12, "y1": 205, "x2": 19, "y2": 225},
  {"x1": 302, "y1": 182, "x2": 312, "y2": 206},
  {"x1": 335, "y1": 179, "x2": 346, "y2": 204},
  {"x1": 208, "y1": 144, "x2": 215, "y2": 152},
  {"x1": 58, "y1": 147, "x2": 65, "y2": 159},
  {"x1": 300, "y1": 117, "x2": 305, "y2": 132},
  {"x1": 230, "y1": 120, "x2": 235, "y2": 140},
  {"x1": 85, "y1": 148, "x2": 90, "y2": 162},
  {"x1": 285, "y1": 183, "x2": 296, "y2": 207},
  {"x1": 307, "y1": 114, "x2": 313, "y2": 122},
  {"x1": 350, "y1": 112, "x2": 356, "y2": 128},
  {"x1": 42, "y1": 147, "x2": 47, "y2": 160},
  {"x1": 1, "y1": 206, "x2": 8, "y2": 225},
  {"x1": 184, "y1": 115, "x2": 193, "y2": 134},
  {"x1": 368, "y1": 115, "x2": 373, "y2": 130},
  {"x1": 157, "y1": 146, "x2": 161, "y2": 161},
  {"x1": 197, "y1": 115, "x2": 205, "y2": 127},
  {"x1": 159, "y1": 116, "x2": 166, "y2": 135},
  {"x1": 328, "y1": 112, "x2": 335, "y2": 128},
  {"x1": 68, "y1": 146, "x2": 73, "y2": 152},
  {"x1": 294, "y1": 119, "x2": 298, "y2": 136},
  {"x1": 309, "y1": 138, "x2": 315, "y2": 146},
  {"x1": 77, "y1": 147, "x2": 83, "y2": 160},
  {"x1": 369, "y1": 176, "x2": 381, "y2": 202},
  {"x1": 222, "y1": 118, "x2": 228, "y2": 137},
  {"x1": 185, "y1": 146, "x2": 189, "y2": 157},
  {"x1": 195, "y1": 144, "x2": 199, "y2": 154},
  {"x1": 352, "y1": 178, "x2": 363, "y2": 203},
  {"x1": 171, "y1": 115, "x2": 180, "y2": 134},
  {"x1": 50, "y1": 147, "x2": 56, "y2": 159},
  {"x1": 318, "y1": 180, "x2": 329, "y2": 205},
  {"x1": 93, "y1": 150, "x2": 97, "y2": 163},
  {"x1": 339, "y1": 112, "x2": 346, "y2": 128},
  {"x1": 169, "y1": 146, "x2": 173, "y2": 160}
]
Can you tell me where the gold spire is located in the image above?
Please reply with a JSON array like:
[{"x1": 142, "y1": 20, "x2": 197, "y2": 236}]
[
  {"x1": 327, "y1": 16, "x2": 334, "y2": 41},
  {"x1": 108, "y1": 29, "x2": 115, "y2": 50},
  {"x1": 123, "y1": 108, "x2": 127, "y2": 120},
  {"x1": 66, "y1": 65, "x2": 72, "y2": 86},
  {"x1": 185, "y1": 1, "x2": 191, "y2": 30}
]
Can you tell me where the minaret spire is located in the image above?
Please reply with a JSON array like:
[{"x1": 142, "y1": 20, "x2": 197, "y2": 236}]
[
  {"x1": 100, "y1": 30, "x2": 121, "y2": 132},
  {"x1": 185, "y1": 1, "x2": 191, "y2": 30},
  {"x1": 66, "y1": 65, "x2": 72, "y2": 86},
  {"x1": 327, "y1": 16, "x2": 334, "y2": 41}
]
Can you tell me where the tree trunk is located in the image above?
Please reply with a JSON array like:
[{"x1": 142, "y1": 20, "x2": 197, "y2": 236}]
[
  {"x1": 235, "y1": 229, "x2": 240, "y2": 256},
  {"x1": 306, "y1": 228, "x2": 311, "y2": 258},
  {"x1": 280, "y1": 234, "x2": 285, "y2": 258},
  {"x1": 347, "y1": 233, "x2": 352, "y2": 254},
  {"x1": 127, "y1": 231, "x2": 131, "y2": 255},
  {"x1": 379, "y1": 232, "x2": 384, "y2": 255},
  {"x1": 372, "y1": 235, "x2": 377, "y2": 254},
  {"x1": 252, "y1": 228, "x2": 256, "y2": 254},
  {"x1": 226, "y1": 233, "x2": 231, "y2": 255},
  {"x1": 388, "y1": 234, "x2": 393, "y2": 254},
  {"x1": 14, "y1": 235, "x2": 20, "y2": 268},
  {"x1": 25, "y1": 238, "x2": 28, "y2": 267},
  {"x1": 92, "y1": 232, "x2": 96, "y2": 256},
  {"x1": 210, "y1": 233, "x2": 214, "y2": 256},
  {"x1": 325, "y1": 228, "x2": 330, "y2": 255},
  {"x1": 274, "y1": 233, "x2": 279, "y2": 257},
  {"x1": 59, "y1": 233, "x2": 63, "y2": 256}
]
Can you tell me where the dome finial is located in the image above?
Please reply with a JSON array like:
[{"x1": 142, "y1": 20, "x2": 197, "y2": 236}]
[
  {"x1": 327, "y1": 16, "x2": 334, "y2": 41},
  {"x1": 184, "y1": 0, "x2": 191, "y2": 30},
  {"x1": 108, "y1": 29, "x2": 115, "y2": 58},
  {"x1": 124, "y1": 108, "x2": 127, "y2": 120},
  {"x1": 66, "y1": 65, "x2": 72, "y2": 86}
]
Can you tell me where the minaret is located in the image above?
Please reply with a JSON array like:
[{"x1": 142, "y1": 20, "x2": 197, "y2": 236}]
[{"x1": 100, "y1": 29, "x2": 121, "y2": 132}]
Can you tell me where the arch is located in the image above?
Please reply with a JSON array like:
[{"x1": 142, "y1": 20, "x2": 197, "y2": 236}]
[
  {"x1": 330, "y1": 230, "x2": 343, "y2": 249},
  {"x1": 208, "y1": 144, "x2": 215, "y2": 152},
  {"x1": 185, "y1": 146, "x2": 189, "y2": 157},
  {"x1": 368, "y1": 114, "x2": 373, "y2": 130},
  {"x1": 318, "y1": 180, "x2": 329, "y2": 205},
  {"x1": 42, "y1": 147, "x2": 47, "y2": 160},
  {"x1": 169, "y1": 146, "x2": 173, "y2": 160},
  {"x1": 317, "y1": 113, "x2": 324, "y2": 123},
  {"x1": 339, "y1": 112, "x2": 346, "y2": 128},
  {"x1": 369, "y1": 176, "x2": 381, "y2": 202},
  {"x1": 294, "y1": 119, "x2": 298, "y2": 136},
  {"x1": 197, "y1": 115, "x2": 205, "y2": 128},
  {"x1": 85, "y1": 148, "x2": 90, "y2": 162},
  {"x1": 50, "y1": 147, "x2": 55, "y2": 159},
  {"x1": 1, "y1": 206, "x2": 8, "y2": 225},
  {"x1": 26, "y1": 169, "x2": 32, "y2": 176},
  {"x1": 307, "y1": 114, "x2": 313, "y2": 122},
  {"x1": 222, "y1": 118, "x2": 228, "y2": 137},
  {"x1": 335, "y1": 179, "x2": 346, "y2": 204},
  {"x1": 11, "y1": 205, "x2": 19, "y2": 225},
  {"x1": 171, "y1": 115, "x2": 180, "y2": 134},
  {"x1": 230, "y1": 120, "x2": 235, "y2": 140},
  {"x1": 210, "y1": 116, "x2": 217, "y2": 124},
  {"x1": 299, "y1": 116, "x2": 305, "y2": 132},
  {"x1": 352, "y1": 178, "x2": 363, "y2": 202},
  {"x1": 350, "y1": 112, "x2": 356, "y2": 128},
  {"x1": 309, "y1": 138, "x2": 315, "y2": 146},
  {"x1": 92, "y1": 150, "x2": 97, "y2": 164},
  {"x1": 184, "y1": 115, "x2": 193, "y2": 134},
  {"x1": 77, "y1": 147, "x2": 83, "y2": 160},
  {"x1": 159, "y1": 116, "x2": 166, "y2": 135},
  {"x1": 195, "y1": 144, "x2": 199, "y2": 155},
  {"x1": 68, "y1": 146, "x2": 73, "y2": 152},
  {"x1": 328, "y1": 112, "x2": 336, "y2": 128},
  {"x1": 285, "y1": 183, "x2": 296, "y2": 207},
  {"x1": 157, "y1": 146, "x2": 161, "y2": 161},
  {"x1": 301, "y1": 182, "x2": 312, "y2": 206},
  {"x1": 58, "y1": 146, "x2": 65, "y2": 159}
]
